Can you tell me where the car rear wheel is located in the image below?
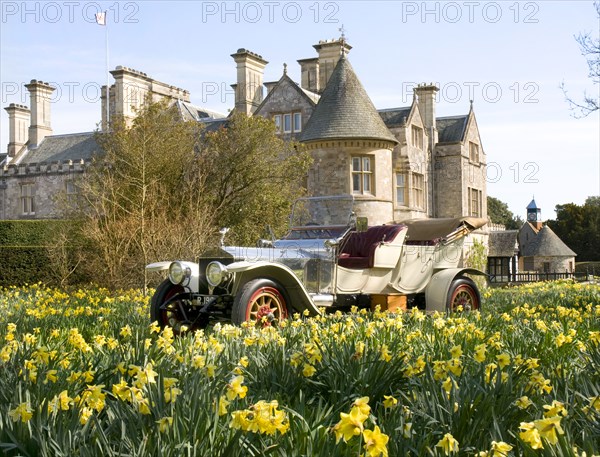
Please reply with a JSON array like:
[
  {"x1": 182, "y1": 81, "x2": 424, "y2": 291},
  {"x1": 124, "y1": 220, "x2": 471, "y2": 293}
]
[
  {"x1": 232, "y1": 278, "x2": 289, "y2": 326},
  {"x1": 447, "y1": 277, "x2": 480, "y2": 312}
]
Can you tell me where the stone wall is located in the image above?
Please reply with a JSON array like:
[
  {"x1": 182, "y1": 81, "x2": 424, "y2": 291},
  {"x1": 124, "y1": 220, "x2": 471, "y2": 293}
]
[
  {"x1": 0, "y1": 162, "x2": 85, "y2": 219},
  {"x1": 305, "y1": 141, "x2": 394, "y2": 225}
]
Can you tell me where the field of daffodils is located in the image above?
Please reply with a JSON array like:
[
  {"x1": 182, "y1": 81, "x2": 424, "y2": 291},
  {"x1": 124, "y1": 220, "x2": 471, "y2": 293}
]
[{"x1": 0, "y1": 280, "x2": 599, "y2": 456}]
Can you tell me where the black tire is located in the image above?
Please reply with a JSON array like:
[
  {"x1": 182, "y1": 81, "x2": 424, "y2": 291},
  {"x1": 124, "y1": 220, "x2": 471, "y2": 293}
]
[
  {"x1": 232, "y1": 278, "x2": 289, "y2": 326},
  {"x1": 150, "y1": 280, "x2": 207, "y2": 333},
  {"x1": 446, "y1": 277, "x2": 481, "y2": 312}
]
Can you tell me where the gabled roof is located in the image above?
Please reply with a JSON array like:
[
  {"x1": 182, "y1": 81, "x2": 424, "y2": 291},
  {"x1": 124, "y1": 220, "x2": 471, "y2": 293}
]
[
  {"x1": 378, "y1": 106, "x2": 412, "y2": 128},
  {"x1": 521, "y1": 225, "x2": 577, "y2": 257},
  {"x1": 300, "y1": 56, "x2": 398, "y2": 144},
  {"x1": 255, "y1": 73, "x2": 319, "y2": 116},
  {"x1": 437, "y1": 115, "x2": 468, "y2": 143},
  {"x1": 488, "y1": 230, "x2": 519, "y2": 257},
  {"x1": 20, "y1": 132, "x2": 100, "y2": 164}
]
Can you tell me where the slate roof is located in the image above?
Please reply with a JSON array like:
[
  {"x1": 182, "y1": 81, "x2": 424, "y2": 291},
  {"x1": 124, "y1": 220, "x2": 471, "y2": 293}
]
[
  {"x1": 488, "y1": 230, "x2": 519, "y2": 257},
  {"x1": 177, "y1": 100, "x2": 226, "y2": 122},
  {"x1": 521, "y1": 225, "x2": 577, "y2": 257},
  {"x1": 300, "y1": 56, "x2": 398, "y2": 144},
  {"x1": 437, "y1": 115, "x2": 468, "y2": 143},
  {"x1": 201, "y1": 118, "x2": 229, "y2": 133},
  {"x1": 378, "y1": 107, "x2": 412, "y2": 128},
  {"x1": 20, "y1": 132, "x2": 100, "y2": 164}
]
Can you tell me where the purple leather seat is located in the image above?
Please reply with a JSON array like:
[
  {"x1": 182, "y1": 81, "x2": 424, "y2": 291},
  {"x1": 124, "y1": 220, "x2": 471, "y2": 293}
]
[{"x1": 338, "y1": 225, "x2": 405, "y2": 269}]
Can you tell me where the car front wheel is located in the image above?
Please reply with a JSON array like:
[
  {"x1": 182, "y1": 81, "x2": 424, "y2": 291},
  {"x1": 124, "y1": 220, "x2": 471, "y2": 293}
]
[
  {"x1": 447, "y1": 277, "x2": 481, "y2": 312},
  {"x1": 150, "y1": 280, "x2": 208, "y2": 333},
  {"x1": 232, "y1": 278, "x2": 289, "y2": 326}
]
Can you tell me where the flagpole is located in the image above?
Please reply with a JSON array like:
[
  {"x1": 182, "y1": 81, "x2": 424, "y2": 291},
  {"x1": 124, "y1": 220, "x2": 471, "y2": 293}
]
[{"x1": 105, "y1": 10, "x2": 109, "y2": 130}]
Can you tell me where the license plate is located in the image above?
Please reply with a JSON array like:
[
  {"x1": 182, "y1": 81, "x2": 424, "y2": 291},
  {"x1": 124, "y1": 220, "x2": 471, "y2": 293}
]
[{"x1": 196, "y1": 295, "x2": 215, "y2": 306}]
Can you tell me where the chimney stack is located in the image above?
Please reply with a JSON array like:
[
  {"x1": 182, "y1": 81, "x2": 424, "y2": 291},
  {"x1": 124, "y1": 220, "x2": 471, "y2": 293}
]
[
  {"x1": 313, "y1": 39, "x2": 352, "y2": 93},
  {"x1": 25, "y1": 80, "x2": 55, "y2": 147},
  {"x1": 4, "y1": 103, "x2": 30, "y2": 157},
  {"x1": 297, "y1": 57, "x2": 319, "y2": 93},
  {"x1": 415, "y1": 84, "x2": 439, "y2": 135},
  {"x1": 231, "y1": 49, "x2": 268, "y2": 115}
]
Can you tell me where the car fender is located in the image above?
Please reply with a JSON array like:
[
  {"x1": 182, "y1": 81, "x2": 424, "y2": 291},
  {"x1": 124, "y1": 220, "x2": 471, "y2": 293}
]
[
  {"x1": 228, "y1": 261, "x2": 322, "y2": 316},
  {"x1": 425, "y1": 268, "x2": 486, "y2": 312},
  {"x1": 145, "y1": 260, "x2": 200, "y2": 293}
]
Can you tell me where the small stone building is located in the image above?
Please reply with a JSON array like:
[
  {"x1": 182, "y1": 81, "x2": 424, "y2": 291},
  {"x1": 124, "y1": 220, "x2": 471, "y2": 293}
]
[
  {"x1": 487, "y1": 229, "x2": 519, "y2": 281},
  {"x1": 518, "y1": 199, "x2": 576, "y2": 273},
  {"x1": 486, "y1": 199, "x2": 577, "y2": 280}
]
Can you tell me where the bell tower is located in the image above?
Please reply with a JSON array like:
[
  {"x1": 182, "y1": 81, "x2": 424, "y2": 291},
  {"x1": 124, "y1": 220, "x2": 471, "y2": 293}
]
[{"x1": 526, "y1": 198, "x2": 542, "y2": 230}]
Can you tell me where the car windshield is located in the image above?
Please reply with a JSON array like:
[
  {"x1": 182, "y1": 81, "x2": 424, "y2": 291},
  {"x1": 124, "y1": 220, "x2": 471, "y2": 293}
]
[{"x1": 289, "y1": 196, "x2": 355, "y2": 228}]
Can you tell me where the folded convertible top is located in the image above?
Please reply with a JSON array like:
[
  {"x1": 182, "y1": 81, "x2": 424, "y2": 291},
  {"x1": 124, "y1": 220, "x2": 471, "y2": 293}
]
[{"x1": 400, "y1": 217, "x2": 488, "y2": 242}]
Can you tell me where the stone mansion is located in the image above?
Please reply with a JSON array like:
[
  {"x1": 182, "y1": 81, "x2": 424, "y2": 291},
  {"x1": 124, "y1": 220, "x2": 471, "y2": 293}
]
[{"x1": 1, "y1": 38, "x2": 487, "y2": 226}]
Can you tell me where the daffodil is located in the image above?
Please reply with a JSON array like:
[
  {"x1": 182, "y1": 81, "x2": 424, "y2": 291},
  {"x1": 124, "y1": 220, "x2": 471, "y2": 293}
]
[
  {"x1": 496, "y1": 353, "x2": 511, "y2": 369},
  {"x1": 157, "y1": 416, "x2": 173, "y2": 433},
  {"x1": 383, "y1": 395, "x2": 397, "y2": 409},
  {"x1": 226, "y1": 375, "x2": 248, "y2": 401},
  {"x1": 519, "y1": 422, "x2": 543, "y2": 449},
  {"x1": 490, "y1": 440, "x2": 512, "y2": 457},
  {"x1": 333, "y1": 406, "x2": 368, "y2": 443},
  {"x1": 218, "y1": 395, "x2": 230, "y2": 416},
  {"x1": 363, "y1": 425, "x2": 389, "y2": 457},
  {"x1": 543, "y1": 400, "x2": 567, "y2": 418},
  {"x1": 515, "y1": 396, "x2": 532, "y2": 409},
  {"x1": 8, "y1": 402, "x2": 33, "y2": 423},
  {"x1": 534, "y1": 415, "x2": 564, "y2": 445},
  {"x1": 436, "y1": 433, "x2": 459, "y2": 455},
  {"x1": 302, "y1": 363, "x2": 316, "y2": 377},
  {"x1": 352, "y1": 396, "x2": 370, "y2": 416}
]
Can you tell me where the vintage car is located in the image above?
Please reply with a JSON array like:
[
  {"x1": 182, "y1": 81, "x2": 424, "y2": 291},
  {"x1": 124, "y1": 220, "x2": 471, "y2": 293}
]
[{"x1": 146, "y1": 196, "x2": 487, "y2": 331}]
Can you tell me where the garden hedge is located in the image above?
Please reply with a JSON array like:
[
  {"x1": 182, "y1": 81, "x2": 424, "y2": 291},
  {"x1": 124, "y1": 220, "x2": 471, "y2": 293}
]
[{"x1": 0, "y1": 220, "x2": 83, "y2": 286}]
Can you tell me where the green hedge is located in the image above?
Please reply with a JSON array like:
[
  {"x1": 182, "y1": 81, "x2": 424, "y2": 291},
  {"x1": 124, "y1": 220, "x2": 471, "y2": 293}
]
[{"x1": 0, "y1": 220, "x2": 83, "y2": 287}]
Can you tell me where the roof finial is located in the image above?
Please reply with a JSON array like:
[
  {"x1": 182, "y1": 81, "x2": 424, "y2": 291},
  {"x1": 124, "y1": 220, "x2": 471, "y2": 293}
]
[
  {"x1": 283, "y1": 63, "x2": 287, "y2": 75},
  {"x1": 470, "y1": 99, "x2": 474, "y2": 109},
  {"x1": 339, "y1": 24, "x2": 347, "y2": 56}
]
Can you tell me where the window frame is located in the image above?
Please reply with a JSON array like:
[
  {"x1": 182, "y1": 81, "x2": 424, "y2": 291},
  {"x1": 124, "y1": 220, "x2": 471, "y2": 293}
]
[
  {"x1": 411, "y1": 125, "x2": 424, "y2": 150},
  {"x1": 283, "y1": 113, "x2": 292, "y2": 133},
  {"x1": 273, "y1": 114, "x2": 282, "y2": 133},
  {"x1": 411, "y1": 172, "x2": 425, "y2": 209},
  {"x1": 395, "y1": 172, "x2": 407, "y2": 206},
  {"x1": 20, "y1": 182, "x2": 35, "y2": 216},
  {"x1": 351, "y1": 155, "x2": 374, "y2": 195},
  {"x1": 293, "y1": 112, "x2": 302, "y2": 132},
  {"x1": 468, "y1": 187, "x2": 483, "y2": 217},
  {"x1": 469, "y1": 141, "x2": 480, "y2": 164}
]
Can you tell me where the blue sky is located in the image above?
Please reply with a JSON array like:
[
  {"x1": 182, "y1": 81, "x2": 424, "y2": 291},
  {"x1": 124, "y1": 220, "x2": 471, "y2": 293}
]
[{"x1": 1, "y1": 0, "x2": 599, "y2": 218}]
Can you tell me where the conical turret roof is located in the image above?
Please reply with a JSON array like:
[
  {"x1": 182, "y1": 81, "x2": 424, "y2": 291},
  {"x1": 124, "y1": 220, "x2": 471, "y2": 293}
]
[
  {"x1": 521, "y1": 225, "x2": 577, "y2": 257},
  {"x1": 300, "y1": 55, "x2": 398, "y2": 144}
]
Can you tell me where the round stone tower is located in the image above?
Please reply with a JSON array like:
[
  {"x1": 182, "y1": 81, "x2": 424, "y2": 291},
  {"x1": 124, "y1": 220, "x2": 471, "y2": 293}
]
[{"x1": 300, "y1": 54, "x2": 398, "y2": 225}]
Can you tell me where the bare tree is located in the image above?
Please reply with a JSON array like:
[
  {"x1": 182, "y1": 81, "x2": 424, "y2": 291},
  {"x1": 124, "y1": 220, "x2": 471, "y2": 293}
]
[
  {"x1": 561, "y1": 1, "x2": 600, "y2": 117},
  {"x1": 74, "y1": 101, "x2": 217, "y2": 288}
]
